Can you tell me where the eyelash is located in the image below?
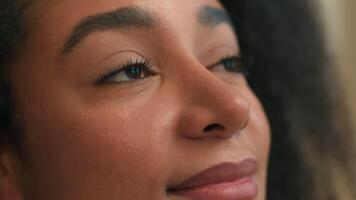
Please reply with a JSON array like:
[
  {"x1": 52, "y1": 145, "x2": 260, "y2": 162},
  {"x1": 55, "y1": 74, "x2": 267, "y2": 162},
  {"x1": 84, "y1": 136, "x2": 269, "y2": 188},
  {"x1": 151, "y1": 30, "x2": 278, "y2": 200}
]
[
  {"x1": 208, "y1": 55, "x2": 250, "y2": 78},
  {"x1": 95, "y1": 55, "x2": 247, "y2": 84},
  {"x1": 95, "y1": 57, "x2": 154, "y2": 84}
]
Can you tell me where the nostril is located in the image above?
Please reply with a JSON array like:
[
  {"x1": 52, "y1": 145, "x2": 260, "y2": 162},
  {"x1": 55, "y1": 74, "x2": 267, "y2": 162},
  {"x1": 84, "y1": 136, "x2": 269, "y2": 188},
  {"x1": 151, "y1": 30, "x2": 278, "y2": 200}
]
[{"x1": 203, "y1": 123, "x2": 225, "y2": 132}]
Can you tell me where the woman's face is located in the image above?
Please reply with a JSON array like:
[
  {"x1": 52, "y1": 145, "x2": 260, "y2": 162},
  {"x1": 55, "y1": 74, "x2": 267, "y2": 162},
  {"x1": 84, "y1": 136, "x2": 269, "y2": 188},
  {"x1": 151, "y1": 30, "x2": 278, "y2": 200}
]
[{"x1": 9, "y1": 0, "x2": 270, "y2": 199}]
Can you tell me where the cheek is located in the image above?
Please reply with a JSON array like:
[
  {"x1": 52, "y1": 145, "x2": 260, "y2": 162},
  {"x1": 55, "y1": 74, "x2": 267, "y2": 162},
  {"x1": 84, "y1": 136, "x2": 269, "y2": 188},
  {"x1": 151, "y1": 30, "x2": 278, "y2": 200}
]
[
  {"x1": 241, "y1": 88, "x2": 271, "y2": 164},
  {"x1": 21, "y1": 98, "x2": 175, "y2": 198},
  {"x1": 222, "y1": 76, "x2": 270, "y2": 159}
]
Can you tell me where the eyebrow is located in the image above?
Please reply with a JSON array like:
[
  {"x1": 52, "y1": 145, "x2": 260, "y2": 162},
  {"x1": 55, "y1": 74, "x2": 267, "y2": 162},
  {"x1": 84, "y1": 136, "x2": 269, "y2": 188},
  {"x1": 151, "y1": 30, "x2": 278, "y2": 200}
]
[
  {"x1": 61, "y1": 5, "x2": 232, "y2": 55},
  {"x1": 198, "y1": 6, "x2": 232, "y2": 27},
  {"x1": 61, "y1": 6, "x2": 155, "y2": 55}
]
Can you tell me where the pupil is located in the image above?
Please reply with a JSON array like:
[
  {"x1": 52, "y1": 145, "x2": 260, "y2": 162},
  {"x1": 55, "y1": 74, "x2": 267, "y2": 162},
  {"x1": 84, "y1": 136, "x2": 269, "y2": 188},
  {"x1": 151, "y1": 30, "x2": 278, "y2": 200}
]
[
  {"x1": 224, "y1": 59, "x2": 236, "y2": 71},
  {"x1": 126, "y1": 66, "x2": 143, "y2": 79}
]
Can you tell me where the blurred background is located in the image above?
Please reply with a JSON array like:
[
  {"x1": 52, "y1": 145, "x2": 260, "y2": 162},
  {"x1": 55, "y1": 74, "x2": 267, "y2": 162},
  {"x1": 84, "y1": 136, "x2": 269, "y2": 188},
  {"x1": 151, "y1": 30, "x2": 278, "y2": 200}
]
[{"x1": 318, "y1": 0, "x2": 356, "y2": 133}]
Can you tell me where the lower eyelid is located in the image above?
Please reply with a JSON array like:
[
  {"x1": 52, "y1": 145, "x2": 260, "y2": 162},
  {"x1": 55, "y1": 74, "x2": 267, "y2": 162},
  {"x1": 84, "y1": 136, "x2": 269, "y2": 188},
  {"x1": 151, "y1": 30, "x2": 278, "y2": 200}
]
[{"x1": 97, "y1": 75, "x2": 155, "y2": 87}]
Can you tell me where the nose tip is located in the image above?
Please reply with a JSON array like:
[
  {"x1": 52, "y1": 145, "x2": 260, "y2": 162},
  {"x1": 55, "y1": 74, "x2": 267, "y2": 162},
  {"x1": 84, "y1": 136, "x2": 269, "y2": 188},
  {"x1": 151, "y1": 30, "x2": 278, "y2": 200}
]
[
  {"x1": 173, "y1": 56, "x2": 251, "y2": 141},
  {"x1": 177, "y1": 86, "x2": 251, "y2": 140},
  {"x1": 204, "y1": 95, "x2": 250, "y2": 139},
  {"x1": 226, "y1": 94, "x2": 250, "y2": 132}
]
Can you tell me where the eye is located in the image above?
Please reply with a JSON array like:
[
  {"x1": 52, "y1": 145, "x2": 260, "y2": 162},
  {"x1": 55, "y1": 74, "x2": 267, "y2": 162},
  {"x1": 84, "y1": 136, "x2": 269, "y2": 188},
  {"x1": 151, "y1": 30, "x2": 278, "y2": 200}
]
[
  {"x1": 96, "y1": 57, "x2": 155, "y2": 84},
  {"x1": 210, "y1": 56, "x2": 248, "y2": 76}
]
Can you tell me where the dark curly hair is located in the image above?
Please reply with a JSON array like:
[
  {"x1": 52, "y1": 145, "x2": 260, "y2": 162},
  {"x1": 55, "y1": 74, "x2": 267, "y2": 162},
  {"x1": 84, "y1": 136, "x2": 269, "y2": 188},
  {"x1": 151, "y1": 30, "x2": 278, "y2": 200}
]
[
  {"x1": 221, "y1": 0, "x2": 356, "y2": 199},
  {"x1": 0, "y1": 0, "x2": 24, "y2": 147},
  {"x1": 1, "y1": 0, "x2": 355, "y2": 199}
]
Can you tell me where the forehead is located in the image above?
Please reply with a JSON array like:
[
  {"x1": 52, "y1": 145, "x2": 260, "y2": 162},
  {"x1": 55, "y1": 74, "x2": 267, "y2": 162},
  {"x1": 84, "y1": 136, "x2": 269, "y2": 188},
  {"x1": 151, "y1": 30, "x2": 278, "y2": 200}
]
[
  {"x1": 22, "y1": 0, "x2": 225, "y2": 58},
  {"x1": 25, "y1": 0, "x2": 224, "y2": 30}
]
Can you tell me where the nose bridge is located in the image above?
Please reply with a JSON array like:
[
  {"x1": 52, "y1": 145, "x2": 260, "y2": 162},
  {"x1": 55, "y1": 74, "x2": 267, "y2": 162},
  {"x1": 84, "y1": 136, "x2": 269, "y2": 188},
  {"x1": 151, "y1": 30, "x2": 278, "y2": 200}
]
[
  {"x1": 175, "y1": 58, "x2": 250, "y2": 139},
  {"x1": 180, "y1": 58, "x2": 247, "y2": 111}
]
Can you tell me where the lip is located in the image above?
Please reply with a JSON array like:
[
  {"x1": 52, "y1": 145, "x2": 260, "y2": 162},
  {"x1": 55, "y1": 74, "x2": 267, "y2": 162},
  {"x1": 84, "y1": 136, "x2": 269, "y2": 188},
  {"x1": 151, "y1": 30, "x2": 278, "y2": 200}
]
[{"x1": 167, "y1": 158, "x2": 258, "y2": 200}]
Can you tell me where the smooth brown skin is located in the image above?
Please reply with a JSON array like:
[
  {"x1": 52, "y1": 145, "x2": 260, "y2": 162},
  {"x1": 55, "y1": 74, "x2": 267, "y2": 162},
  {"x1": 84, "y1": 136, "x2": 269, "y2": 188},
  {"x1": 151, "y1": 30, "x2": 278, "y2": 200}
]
[{"x1": 0, "y1": 0, "x2": 270, "y2": 199}]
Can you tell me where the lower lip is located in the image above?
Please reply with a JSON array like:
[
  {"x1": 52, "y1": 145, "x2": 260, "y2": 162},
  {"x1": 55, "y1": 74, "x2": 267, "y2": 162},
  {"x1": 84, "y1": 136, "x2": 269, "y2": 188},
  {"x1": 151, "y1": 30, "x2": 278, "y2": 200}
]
[{"x1": 169, "y1": 176, "x2": 258, "y2": 200}]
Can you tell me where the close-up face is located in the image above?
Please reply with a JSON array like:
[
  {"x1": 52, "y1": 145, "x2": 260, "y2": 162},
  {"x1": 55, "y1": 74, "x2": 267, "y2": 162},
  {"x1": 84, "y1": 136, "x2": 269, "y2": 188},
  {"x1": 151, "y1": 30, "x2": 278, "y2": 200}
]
[{"x1": 7, "y1": 0, "x2": 270, "y2": 199}]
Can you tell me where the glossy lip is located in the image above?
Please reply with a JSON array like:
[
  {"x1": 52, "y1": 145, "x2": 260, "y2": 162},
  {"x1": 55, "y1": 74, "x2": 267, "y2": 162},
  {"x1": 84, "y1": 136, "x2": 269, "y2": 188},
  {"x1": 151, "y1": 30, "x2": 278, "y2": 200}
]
[{"x1": 167, "y1": 158, "x2": 258, "y2": 199}]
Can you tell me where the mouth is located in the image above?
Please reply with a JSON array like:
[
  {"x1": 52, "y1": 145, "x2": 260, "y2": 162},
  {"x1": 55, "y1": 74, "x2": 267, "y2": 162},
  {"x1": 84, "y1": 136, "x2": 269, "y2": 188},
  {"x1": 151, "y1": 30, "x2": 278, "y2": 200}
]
[{"x1": 167, "y1": 158, "x2": 258, "y2": 200}]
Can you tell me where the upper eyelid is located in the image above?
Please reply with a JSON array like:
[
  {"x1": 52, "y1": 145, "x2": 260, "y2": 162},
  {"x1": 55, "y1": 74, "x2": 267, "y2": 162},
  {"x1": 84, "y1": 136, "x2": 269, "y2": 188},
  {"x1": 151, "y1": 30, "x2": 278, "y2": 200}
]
[
  {"x1": 94, "y1": 49, "x2": 147, "y2": 68},
  {"x1": 95, "y1": 57, "x2": 153, "y2": 84},
  {"x1": 95, "y1": 50, "x2": 239, "y2": 82},
  {"x1": 206, "y1": 55, "x2": 240, "y2": 69},
  {"x1": 201, "y1": 44, "x2": 239, "y2": 65}
]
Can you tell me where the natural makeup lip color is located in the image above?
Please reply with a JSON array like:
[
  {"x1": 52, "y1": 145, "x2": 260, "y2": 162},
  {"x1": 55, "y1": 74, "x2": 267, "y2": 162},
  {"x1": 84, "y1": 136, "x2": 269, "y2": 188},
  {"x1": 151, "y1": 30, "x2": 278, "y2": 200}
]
[{"x1": 167, "y1": 158, "x2": 258, "y2": 200}]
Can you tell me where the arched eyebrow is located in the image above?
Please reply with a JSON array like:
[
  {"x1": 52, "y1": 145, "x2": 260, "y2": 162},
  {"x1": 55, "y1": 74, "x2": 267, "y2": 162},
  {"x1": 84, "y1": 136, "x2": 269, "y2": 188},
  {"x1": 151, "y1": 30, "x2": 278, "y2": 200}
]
[
  {"x1": 60, "y1": 5, "x2": 232, "y2": 56},
  {"x1": 61, "y1": 6, "x2": 155, "y2": 55},
  {"x1": 198, "y1": 6, "x2": 232, "y2": 28}
]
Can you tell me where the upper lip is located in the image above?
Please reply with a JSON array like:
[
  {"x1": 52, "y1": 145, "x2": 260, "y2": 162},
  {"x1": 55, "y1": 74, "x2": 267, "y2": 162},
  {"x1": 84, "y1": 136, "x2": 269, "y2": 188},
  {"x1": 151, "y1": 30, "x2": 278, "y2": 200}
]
[{"x1": 168, "y1": 158, "x2": 257, "y2": 191}]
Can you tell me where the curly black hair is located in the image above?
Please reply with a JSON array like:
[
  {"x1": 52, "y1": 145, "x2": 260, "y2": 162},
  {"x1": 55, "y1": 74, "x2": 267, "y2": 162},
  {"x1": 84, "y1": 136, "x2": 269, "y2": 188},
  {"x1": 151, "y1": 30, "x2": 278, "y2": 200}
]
[
  {"x1": 221, "y1": 0, "x2": 355, "y2": 199},
  {"x1": 0, "y1": 0, "x2": 24, "y2": 147},
  {"x1": 1, "y1": 0, "x2": 355, "y2": 199}
]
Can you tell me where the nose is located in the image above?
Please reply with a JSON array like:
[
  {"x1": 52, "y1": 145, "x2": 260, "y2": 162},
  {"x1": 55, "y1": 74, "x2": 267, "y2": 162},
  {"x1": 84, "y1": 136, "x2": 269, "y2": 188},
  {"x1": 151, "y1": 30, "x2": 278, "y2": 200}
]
[{"x1": 175, "y1": 59, "x2": 250, "y2": 140}]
